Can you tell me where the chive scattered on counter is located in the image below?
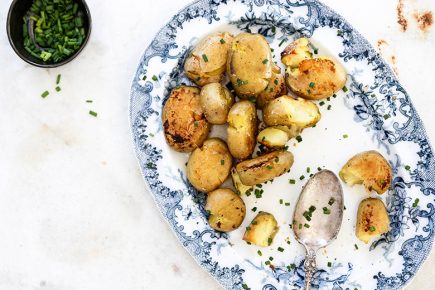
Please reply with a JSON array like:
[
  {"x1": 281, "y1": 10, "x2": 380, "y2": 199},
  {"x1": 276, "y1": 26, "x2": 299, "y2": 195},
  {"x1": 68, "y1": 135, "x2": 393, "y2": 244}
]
[
  {"x1": 252, "y1": 207, "x2": 257, "y2": 212},
  {"x1": 323, "y1": 207, "x2": 331, "y2": 215},
  {"x1": 277, "y1": 247, "x2": 284, "y2": 252},
  {"x1": 279, "y1": 38, "x2": 287, "y2": 47},
  {"x1": 343, "y1": 134, "x2": 348, "y2": 139},
  {"x1": 56, "y1": 74, "x2": 61, "y2": 84},
  {"x1": 342, "y1": 86, "x2": 348, "y2": 92},
  {"x1": 257, "y1": 250, "x2": 262, "y2": 256},
  {"x1": 327, "y1": 262, "x2": 332, "y2": 267},
  {"x1": 279, "y1": 199, "x2": 283, "y2": 204},
  {"x1": 89, "y1": 110, "x2": 97, "y2": 117},
  {"x1": 319, "y1": 101, "x2": 325, "y2": 106},
  {"x1": 285, "y1": 202, "x2": 290, "y2": 206},
  {"x1": 41, "y1": 90, "x2": 49, "y2": 98},
  {"x1": 299, "y1": 175, "x2": 305, "y2": 180},
  {"x1": 86, "y1": 100, "x2": 93, "y2": 103},
  {"x1": 412, "y1": 198, "x2": 420, "y2": 208},
  {"x1": 328, "y1": 197, "x2": 335, "y2": 206},
  {"x1": 405, "y1": 165, "x2": 411, "y2": 171},
  {"x1": 23, "y1": 0, "x2": 86, "y2": 63},
  {"x1": 289, "y1": 179, "x2": 296, "y2": 184},
  {"x1": 296, "y1": 136, "x2": 303, "y2": 143},
  {"x1": 55, "y1": 86, "x2": 61, "y2": 92},
  {"x1": 354, "y1": 244, "x2": 359, "y2": 250},
  {"x1": 152, "y1": 75, "x2": 158, "y2": 81}
]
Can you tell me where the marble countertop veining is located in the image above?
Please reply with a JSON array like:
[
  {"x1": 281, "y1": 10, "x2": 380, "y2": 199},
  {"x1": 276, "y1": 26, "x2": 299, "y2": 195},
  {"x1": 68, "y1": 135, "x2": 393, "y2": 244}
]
[{"x1": 0, "y1": 0, "x2": 434, "y2": 289}]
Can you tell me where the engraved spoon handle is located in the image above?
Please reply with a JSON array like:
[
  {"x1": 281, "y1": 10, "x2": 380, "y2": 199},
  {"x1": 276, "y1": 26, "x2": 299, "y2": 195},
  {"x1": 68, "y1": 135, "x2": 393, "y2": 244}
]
[{"x1": 304, "y1": 248, "x2": 317, "y2": 290}]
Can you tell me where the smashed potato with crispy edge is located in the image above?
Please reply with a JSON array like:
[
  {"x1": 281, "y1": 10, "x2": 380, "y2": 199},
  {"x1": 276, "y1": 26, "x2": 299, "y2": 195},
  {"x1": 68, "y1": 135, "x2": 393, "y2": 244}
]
[
  {"x1": 243, "y1": 211, "x2": 279, "y2": 247},
  {"x1": 356, "y1": 198, "x2": 390, "y2": 243}
]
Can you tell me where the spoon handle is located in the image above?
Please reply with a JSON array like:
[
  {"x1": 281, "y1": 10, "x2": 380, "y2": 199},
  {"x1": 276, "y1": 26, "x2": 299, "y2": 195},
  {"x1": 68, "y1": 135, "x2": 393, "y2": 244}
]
[{"x1": 304, "y1": 248, "x2": 316, "y2": 290}]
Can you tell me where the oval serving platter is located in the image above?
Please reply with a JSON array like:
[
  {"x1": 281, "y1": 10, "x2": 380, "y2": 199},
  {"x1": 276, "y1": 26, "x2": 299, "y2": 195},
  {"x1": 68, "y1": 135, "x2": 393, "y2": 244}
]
[{"x1": 129, "y1": 1, "x2": 435, "y2": 289}]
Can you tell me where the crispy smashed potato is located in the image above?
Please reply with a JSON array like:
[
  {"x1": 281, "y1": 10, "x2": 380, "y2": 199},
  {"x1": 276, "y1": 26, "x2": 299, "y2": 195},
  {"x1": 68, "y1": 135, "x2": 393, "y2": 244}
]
[
  {"x1": 231, "y1": 167, "x2": 253, "y2": 196},
  {"x1": 263, "y1": 95, "x2": 321, "y2": 129},
  {"x1": 257, "y1": 127, "x2": 291, "y2": 148},
  {"x1": 227, "y1": 33, "x2": 273, "y2": 98},
  {"x1": 243, "y1": 212, "x2": 279, "y2": 247},
  {"x1": 257, "y1": 71, "x2": 287, "y2": 109},
  {"x1": 200, "y1": 82, "x2": 234, "y2": 124},
  {"x1": 227, "y1": 100, "x2": 257, "y2": 160},
  {"x1": 236, "y1": 151, "x2": 294, "y2": 186},
  {"x1": 356, "y1": 198, "x2": 390, "y2": 243},
  {"x1": 339, "y1": 150, "x2": 392, "y2": 194},
  {"x1": 187, "y1": 138, "x2": 232, "y2": 192},
  {"x1": 281, "y1": 37, "x2": 347, "y2": 100},
  {"x1": 184, "y1": 32, "x2": 234, "y2": 86},
  {"x1": 162, "y1": 86, "x2": 210, "y2": 152},
  {"x1": 281, "y1": 37, "x2": 312, "y2": 68},
  {"x1": 206, "y1": 188, "x2": 246, "y2": 232}
]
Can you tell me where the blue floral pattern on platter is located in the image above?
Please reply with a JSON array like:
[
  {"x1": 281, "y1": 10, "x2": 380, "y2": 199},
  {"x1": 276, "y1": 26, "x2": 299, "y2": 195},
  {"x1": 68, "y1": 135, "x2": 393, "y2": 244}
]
[{"x1": 129, "y1": 1, "x2": 435, "y2": 289}]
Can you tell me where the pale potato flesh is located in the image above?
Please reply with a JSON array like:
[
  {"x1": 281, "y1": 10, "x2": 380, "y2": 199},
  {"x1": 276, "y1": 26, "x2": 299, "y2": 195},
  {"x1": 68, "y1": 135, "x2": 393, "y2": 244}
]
[
  {"x1": 186, "y1": 138, "x2": 232, "y2": 192},
  {"x1": 162, "y1": 86, "x2": 210, "y2": 152},
  {"x1": 356, "y1": 198, "x2": 390, "y2": 243},
  {"x1": 200, "y1": 83, "x2": 234, "y2": 124},
  {"x1": 281, "y1": 37, "x2": 312, "y2": 68},
  {"x1": 263, "y1": 95, "x2": 321, "y2": 128},
  {"x1": 231, "y1": 167, "x2": 253, "y2": 196},
  {"x1": 257, "y1": 127, "x2": 290, "y2": 148},
  {"x1": 227, "y1": 33, "x2": 273, "y2": 97},
  {"x1": 206, "y1": 188, "x2": 246, "y2": 232},
  {"x1": 243, "y1": 212, "x2": 279, "y2": 247}
]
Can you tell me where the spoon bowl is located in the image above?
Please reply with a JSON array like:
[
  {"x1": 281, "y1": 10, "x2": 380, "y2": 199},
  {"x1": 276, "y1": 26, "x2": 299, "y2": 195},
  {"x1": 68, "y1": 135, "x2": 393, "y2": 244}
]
[{"x1": 292, "y1": 170, "x2": 344, "y2": 289}]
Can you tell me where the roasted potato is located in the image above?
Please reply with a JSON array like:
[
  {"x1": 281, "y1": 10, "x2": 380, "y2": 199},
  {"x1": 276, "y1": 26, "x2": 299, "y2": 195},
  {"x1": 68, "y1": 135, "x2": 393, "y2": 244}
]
[
  {"x1": 257, "y1": 71, "x2": 287, "y2": 109},
  {"x1": 231, "y1": 167, "x2": 253, "y2": 196},
  {"x1": 285, "y1": 57, "x2": 347, "y2": 100},
  {"x1": 263, "y1": 95, "x2": 321, "y2": 129},
  {"x1": 356, "y1": 198, "x2": 390, "y2": 243},
  {"x1": 205, "y1": 188, "x2": 246, "y2": 232},
  {"x1": 184, "y1": 32, "x2": 234, "y2": 86},
  {"x1": 243, "y1": 212, "x2": 279, "y2": 247},
  {"x1": 227, "y1": 33, "x2": 273, "y2": 98},
  {"x1": 200, "y1": 83, "x2": 234, "y2": 124},
  {"x1": 257, "y1": 127, "x2": 291, "y2": 148},
  {"x1": 227, "y1": 101, "x2": 257, "y2": 160},
  {"x1": 236, "y1": 151, "x2": 294, "y2": 186},
  {"x1": 281, "y1": 37, "x2": 312, "y2": 68},
  {"x1": 162, "y1": 86, "x2": 210, "y2": 152},
  {"x1": 339, "y1": 150, "x2": 392, "y2": 194},
  {"x1": 187, "y1": 138, "x2": 232, "y2": 192}
]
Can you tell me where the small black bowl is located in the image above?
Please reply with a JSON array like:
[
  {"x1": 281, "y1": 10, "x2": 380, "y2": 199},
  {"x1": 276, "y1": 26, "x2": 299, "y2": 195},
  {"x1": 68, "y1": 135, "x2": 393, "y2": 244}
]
[{"x1": 6, "y1": 0, "x2": 92, "y2": 68}]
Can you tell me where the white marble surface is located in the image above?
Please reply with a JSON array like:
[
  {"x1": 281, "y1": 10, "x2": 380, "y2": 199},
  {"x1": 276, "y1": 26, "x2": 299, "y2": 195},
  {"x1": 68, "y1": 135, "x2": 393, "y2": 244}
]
[{"x1": 0, "y1": 0, "x2": 434, "y2": 289}]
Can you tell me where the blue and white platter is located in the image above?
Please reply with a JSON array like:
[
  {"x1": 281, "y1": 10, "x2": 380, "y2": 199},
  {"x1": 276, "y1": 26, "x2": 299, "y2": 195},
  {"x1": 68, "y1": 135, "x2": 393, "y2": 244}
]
[{"x1": 129, "y1": 1, "x2": 435, "y2": 289}]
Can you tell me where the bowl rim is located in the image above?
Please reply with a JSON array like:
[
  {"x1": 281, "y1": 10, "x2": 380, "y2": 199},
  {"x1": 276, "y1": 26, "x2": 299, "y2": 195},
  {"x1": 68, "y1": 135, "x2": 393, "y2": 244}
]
[{"x1": 6, "y1": 0, "x2": 92, "y2": 68}]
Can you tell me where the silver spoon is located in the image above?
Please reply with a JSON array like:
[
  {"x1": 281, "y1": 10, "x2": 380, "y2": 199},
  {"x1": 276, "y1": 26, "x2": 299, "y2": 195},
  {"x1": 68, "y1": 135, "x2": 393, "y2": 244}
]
[{"x1": 292, "y1": 170, "x2": 344, "y2": 290}]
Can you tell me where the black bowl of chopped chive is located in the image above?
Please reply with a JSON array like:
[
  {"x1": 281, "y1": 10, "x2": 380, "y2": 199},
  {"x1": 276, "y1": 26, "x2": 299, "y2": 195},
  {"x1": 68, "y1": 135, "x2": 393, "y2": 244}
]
[{"x1": 7, "y1": 0, "x2": 91, "y2": 68}]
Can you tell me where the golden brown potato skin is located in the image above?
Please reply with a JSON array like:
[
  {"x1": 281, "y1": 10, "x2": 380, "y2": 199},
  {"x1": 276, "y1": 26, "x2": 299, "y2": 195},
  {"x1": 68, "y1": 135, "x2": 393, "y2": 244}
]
[
  {"x1": 243, "y1": 211, "x2": 279, "y2": 247},
  {"x1": 227, "y1": 33, "x2": 273, "y2": 98},
  {"x1": 339, "y1": 150, "x2": 392, "y2": 194},
  {"x1": 227, "y1": 100, "x2": 257, "y2": 160},
  {"x1": 162, "y1": 86, "x2": 210, "y2": 152},
  {"x1": 263, "y1": 95, "x2": 321, "y2": 129},
  {"x1": 281, "y1": 37, "x2": 312, "y2": 68},
  {"x1": 200, "y1": 83, "x2": 234, "y2": 124},
  {"x1": 187, "y1": 138, "x2": 232, "y2": 192},
  {"x1": 356, "y1": 198, "x2": 390, "y2": 243},
  {"x1": 257, "y1": 72, "x2": 287, "y2": 109},
  {"x1": 184, "y1": 32, "x2": 234, "y2": 86},
  {"x1": 236, "y1": 151, "x2": 294, "y2": 186},
  {"x1": 286, "y1": 57, "x2": 347, "y2": 100},
  {"x1": 206, "y1": 188, "x2": 246, "y2": 232}
]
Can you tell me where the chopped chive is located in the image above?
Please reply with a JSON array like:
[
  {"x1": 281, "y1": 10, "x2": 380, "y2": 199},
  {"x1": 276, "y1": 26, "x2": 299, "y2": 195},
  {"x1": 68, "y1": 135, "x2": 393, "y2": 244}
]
[
  {"x1": 304, "y1": 223, "x2": 310, "y2": 228},
  {"x1": 412, "y1": 198, "x2": 420, "y2": 208},
  {"x1": 383, "y1": 114, "x2": 390, "y2": 120},
  {"x1": 306, "y1": 167, "x2": 311, "y2": 173},
  {"x1": 89, "y1": 110, "x2": 98, "y2": 117},
  {"x1": 152, "y1": 75, "x2": 158, "y2": 81},
  {"x1": 327, "y1": 262, "x2": 332, "y2": 267},
  {"x1": 279, "y1": 38, "x2": 287, "y2": 47},
  {"x1": 56, "y1": 74, "x2": 61, "y2": 85},
  {"x1": 220, "y1": 159, "x2": 225, "y2": 165},
  {"x1": 268, "y1": 256, "x2": 274, "y2": 261},
  {"x1": 266, "y1": 165, "x2": 273, "y2": 170},
  {"x1": 202, "y1": 54, "x2": 208, "y2": 62},
  {"x1": 252, "y1": 207, "x2": 257, "y2": 212},
  {"x1": 405, "y1": 165, "x2": 411, "y2": 171},
  {"x1": 220, "y1": 38, "x2": 225, "y2": 44},
  {"x1": 319, "y1": 101, "x2": 325, "y2": 106},
  {"x1": 327, "y1": 105, "x2": 332, "y2": 110},
  {"x1": 323, "y1": 207, "x2": 331, "y2": 215},
  {"x1": 289, "y1": 179, "x2": 296, "y2": 184},
  {"x1": 300, "y1": 175, "x2": 305, "y2": 180},
  {"x1": 309, "y1": 206, "x2": 316, "y2": 212},
  {"x1": 296, "y1": 136, "x2": 303, "y2": 143},
  {"x1": 369, "y1": 226, "x2": 376, "y2": 232},
  {"x1": 41, "y1": 91, "x2": 49, "y2": 98},
  {"x1": 328, "y1": 197, "x2": 335, "y2": 206},
  {"x1": 285, "y1": 202, "x2": 290, "y2": 206},
  {"x1": 268, "y1": 237, "x2": 273, "y2": 245},
  {"x1": 343, "y1": 134, "x2": 349, "y2": 139},
  {"x1": 274, "y1": 79, "x2": 278, "y2": 85},
  {"x1": 309, "y1": 82, "x2": 315, "y2": 88},
  {"x1": 55, "y1": 86, "x2": 61, "y2": 92},
  {"x1": 318, "y1": 167, "x2": 322, "y2": 171},
  {"x1": 277, "y1": 247, "x2": 284, "y2": 252},
  {"x1": 299, "y1": 223, "x2": 302, "y2": 229},
  {"x1": 242, "y1": 284, "x2": 249, "y2": 290},
  {"x1": 279, "y1": 199, "x2": 283, "y2": 204},
  {"x1": 142, "y1": 75, "x2": 147, "y2": 81},
  {"x1": 354, "y1": 244, "x2": 359, "y2": 250},
  {"x1": 286, "y1": 240, "x2": 291, "y2": 245},
  {"x1": 333, "y1": 94, "x2": 337, "y2": 98},
  {"x1": 262, "y1": 59, "x2": 269, "y2": 64},
  {"x1": 257, "y1": 250, "x2": 262, "y2": 256},
  {"x1": 265, "y1": 260, "x2": 270, "y2": 265},
  {"x1": 342, "y1": 86, "x2": 348, "y2": 92},
  {"x1": 313, "y1": 48, "x2": 318, "y2": 54},
  {"x1": 86, "y1": 100, "x2": 93, "y2": 103}
]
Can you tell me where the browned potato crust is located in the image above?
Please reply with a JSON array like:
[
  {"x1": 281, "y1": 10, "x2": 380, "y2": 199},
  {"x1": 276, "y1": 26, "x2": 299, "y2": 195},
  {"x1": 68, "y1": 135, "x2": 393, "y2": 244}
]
[
  {"x1": 356, "y1": 198, "x2": 390, "y2": 243},
  {"x1": 162, "y1": 86, "x2": 210, "y2": 152},
  {"x1": 235, "y1": 151, "x2": 294, "y2": 186},
  {"x1": 286, "y1": 57, "x2": 347, "y2": 100},
  {"x1": 227, "y1": 33, "x2": 273, "y2": 97},
  {"x1": 281, "y1": 37, "x2": 312, "y2": 68},
  {"x1": 257, "y1": 72, "x2": 287, "y2": 109},
  {"x1": 200, "y1": 83, "x2": 234, "y2": 124},
  {"x1": 187, "y1": 138, "x2": 232, "y2": 192},
  {"x1": 227, "y1": 100, "x2": 257, "y2": 160},
  {"x1": 339, "y1": 150, "x2": 392, "y2": 194},
  {"x1": 262, "y1": 95, "x2": 321, "y2": 129},
  {"x1": 243, "y1": 211, "x2": 279, "y2": 247},
  {"x1": 206, "y1": 188, "x2": 246, "y2": 232},
  {"x1": 184, "y1": 32, "x2": 234, "y2": 86}
]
